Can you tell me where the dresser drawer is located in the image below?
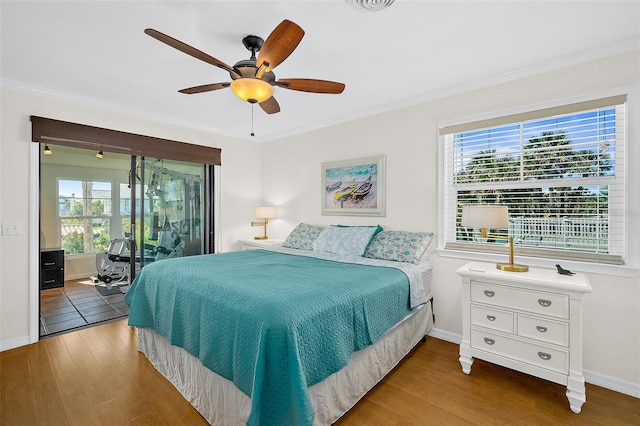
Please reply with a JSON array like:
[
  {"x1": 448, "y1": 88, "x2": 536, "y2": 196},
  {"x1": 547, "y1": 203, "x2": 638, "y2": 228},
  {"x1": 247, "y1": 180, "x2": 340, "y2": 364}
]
[
  {"x1": 41, "y1": 249, "x2": 63, "y2": 268},
  {"x1": 41, "y1": 269, "x2": 63, "y2": 289},
  {"x1": 471, "y1": 328, "x2": 568, "y2": 375},
  {"x1": 471, "y1": 305, "x2": 514, "y2": 333},
  {"x1": 471, "y1": 281, "x2": 569, "y2": 319},
  {"x1": 518, "y1": 314, "x2": 569, "y2": 347}
]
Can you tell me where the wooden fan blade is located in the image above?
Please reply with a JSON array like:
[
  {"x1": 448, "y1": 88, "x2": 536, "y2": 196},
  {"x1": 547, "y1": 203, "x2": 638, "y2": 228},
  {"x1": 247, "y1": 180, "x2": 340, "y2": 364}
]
[
  {"x1": 256, "y1": 20, "x2": 304, "y2": 72},
  {"x1": 259, "y1": 97, "x2": 281, "y2": 114},
  {"x1": 145, "y1": 28, "x2": 240, "y2": 79},
  {"x1": 179, "y1": 83, "x2": 230, "y2": 94},
  {"x1": 276, "y1": 78, "x2": 345, "y2": 94}
]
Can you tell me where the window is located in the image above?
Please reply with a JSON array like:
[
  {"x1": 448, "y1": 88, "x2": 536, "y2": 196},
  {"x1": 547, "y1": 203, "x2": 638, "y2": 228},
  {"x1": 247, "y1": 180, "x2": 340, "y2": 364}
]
[
  {"x1": 58, "y1": 180, "x2": 112, "y2": 255},
  {"x1": 441, "y1": 95, "x2": 626, "y2": 265}
]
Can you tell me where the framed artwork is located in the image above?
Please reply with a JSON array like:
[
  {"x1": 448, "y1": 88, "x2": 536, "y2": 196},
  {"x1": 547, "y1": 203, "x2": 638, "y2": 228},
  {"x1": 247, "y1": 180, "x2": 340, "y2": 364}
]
[{"x1": 321, "y1": 155, "x2": 385, "y2": 216}]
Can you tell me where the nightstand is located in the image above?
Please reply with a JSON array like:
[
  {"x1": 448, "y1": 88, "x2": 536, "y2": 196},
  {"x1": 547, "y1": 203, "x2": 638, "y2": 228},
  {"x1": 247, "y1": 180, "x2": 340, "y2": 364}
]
[
  {"x1": 238, "y1": 238, "x2": 284, "y2": 251},
  {"x1": 457, "y1": 261, "x2": 591, "y2": 413}
]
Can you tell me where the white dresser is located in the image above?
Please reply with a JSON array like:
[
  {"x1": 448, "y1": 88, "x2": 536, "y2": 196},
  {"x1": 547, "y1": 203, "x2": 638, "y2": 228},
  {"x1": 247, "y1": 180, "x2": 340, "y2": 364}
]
[
  {"x1": 457, "y1": 261, "x2": 591, "y2": 413},
  {"x1": 238, "y1": 238, "x2": 284, "y2": 251}
]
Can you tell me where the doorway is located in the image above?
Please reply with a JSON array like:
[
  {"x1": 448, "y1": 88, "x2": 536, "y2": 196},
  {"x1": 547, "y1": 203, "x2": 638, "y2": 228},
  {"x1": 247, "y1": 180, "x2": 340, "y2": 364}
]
[{"x1": 39, "y1": 145, "x2": 212, "y2": 337}]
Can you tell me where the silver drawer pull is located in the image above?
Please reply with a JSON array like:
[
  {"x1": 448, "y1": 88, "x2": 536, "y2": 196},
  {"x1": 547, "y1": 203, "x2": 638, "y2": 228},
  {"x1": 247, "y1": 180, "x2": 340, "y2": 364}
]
[
  {"x1": 44, "y1": 279, "x2": 56, "y2": 284},
  {"x1": 538, "y1": 299, "x2": 552, "y2": 307},
  {"x1": 484, "y1": 290, "x2": 495, "y2": 297},
  {"x1": 486, "y1": 315, "x2": 496, "y2": 321},
  {"x1": 483, "y1": 337, "x2": 495, "y2": 345},
  {"x1": 538, "y1": 352, "x2": 552, "y2": 361},
  {"x1": 44, "y1": 262, "x2": 56, "y2": 266},
  {"x1": 536, "y1": 326, "x2": 548, "y2": 333}
]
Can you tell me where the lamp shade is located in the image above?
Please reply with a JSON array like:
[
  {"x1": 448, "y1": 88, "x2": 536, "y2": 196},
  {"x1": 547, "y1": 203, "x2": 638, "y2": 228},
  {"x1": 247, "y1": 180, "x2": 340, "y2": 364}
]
[
  {"x1": 461, "y1": 204, "x2": 509, "y2": 229},
  {"x1": 230, "y1": 78, "x2": 274, "y2": 103},
  {"x1": 255, "y1": 206, "x2": 277, "y2": 219}
]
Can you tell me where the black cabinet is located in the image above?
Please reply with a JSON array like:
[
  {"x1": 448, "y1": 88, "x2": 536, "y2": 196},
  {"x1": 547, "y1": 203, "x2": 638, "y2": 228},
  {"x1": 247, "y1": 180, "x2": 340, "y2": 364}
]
[{"x1": 40, "y1": 249, "x2": 64, "y2": 289}]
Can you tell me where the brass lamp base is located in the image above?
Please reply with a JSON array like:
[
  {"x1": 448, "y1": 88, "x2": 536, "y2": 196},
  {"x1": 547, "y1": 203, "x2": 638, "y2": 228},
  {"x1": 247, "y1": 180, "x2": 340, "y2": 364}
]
[
  {"x1": 496, "y1": 263, "x2": 529, "y2": 272},
  {"x1": 251, "y1": 218, "x2": 269, "y2": 240}
]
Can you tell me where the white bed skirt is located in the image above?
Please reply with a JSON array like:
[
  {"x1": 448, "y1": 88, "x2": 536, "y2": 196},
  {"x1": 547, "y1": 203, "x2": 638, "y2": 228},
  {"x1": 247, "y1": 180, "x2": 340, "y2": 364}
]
[{"x1": 138, "y1": 300, "x2": 434, "y2": 425}]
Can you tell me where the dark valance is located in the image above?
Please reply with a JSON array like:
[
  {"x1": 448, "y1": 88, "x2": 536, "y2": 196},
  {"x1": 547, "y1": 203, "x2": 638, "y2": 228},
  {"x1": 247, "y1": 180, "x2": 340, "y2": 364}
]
[{"x1": 31, "y1": 116, "x2": 221, "y2": 165}]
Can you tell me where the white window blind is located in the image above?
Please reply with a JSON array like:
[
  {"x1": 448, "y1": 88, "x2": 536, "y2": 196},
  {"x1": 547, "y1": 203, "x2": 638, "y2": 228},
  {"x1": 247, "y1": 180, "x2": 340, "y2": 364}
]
[{"x1": 441, "y1": 96, "x2": 626, "y2": 265}]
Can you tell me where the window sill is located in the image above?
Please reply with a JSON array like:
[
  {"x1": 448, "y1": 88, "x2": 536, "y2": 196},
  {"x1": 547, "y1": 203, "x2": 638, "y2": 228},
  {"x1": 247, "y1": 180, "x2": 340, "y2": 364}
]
[
  {"x1": 436, "y1": 248, "x2": 639, "y2": 278},
  {"x1": 64, "y1": 253, "x2": 100, "y2": 260}
]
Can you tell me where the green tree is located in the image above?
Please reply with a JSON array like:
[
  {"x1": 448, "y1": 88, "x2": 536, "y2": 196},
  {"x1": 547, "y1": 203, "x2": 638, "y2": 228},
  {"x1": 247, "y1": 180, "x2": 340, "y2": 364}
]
[
  {"x1": 523, "y1": 131, "x2": 574, "y2": 179},
  {"x1": 62, "y1": 232, "x2": 85, "y2": 254},
  {"x1": 456, "y1": 131, "x2": 607, "y2": 222},
  {"x1": 456, "y1": 149, "x2": 519, "y2": 184}
]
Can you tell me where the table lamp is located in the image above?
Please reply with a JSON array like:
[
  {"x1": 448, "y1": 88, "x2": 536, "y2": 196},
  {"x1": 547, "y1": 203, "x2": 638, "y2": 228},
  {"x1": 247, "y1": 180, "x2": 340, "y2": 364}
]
[
  {"x1": 461, "y1": 204, "x2": 528, "y2": 272},
  {"x1": 251, "y1": 206, "x2": 277, "y2": 240}
]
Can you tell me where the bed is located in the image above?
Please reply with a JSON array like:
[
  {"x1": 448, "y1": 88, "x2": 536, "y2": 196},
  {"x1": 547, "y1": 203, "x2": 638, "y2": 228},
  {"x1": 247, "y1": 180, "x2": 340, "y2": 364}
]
[{"x1": 125, "y1": 225, "x2": 434, "y2": 425}]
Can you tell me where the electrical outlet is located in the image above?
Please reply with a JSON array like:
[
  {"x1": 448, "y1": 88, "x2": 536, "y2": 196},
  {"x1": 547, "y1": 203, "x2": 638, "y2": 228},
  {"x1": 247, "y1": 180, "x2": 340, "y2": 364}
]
[{"x1": 2, "y1": 223, "x2": 21, "y2": 236}]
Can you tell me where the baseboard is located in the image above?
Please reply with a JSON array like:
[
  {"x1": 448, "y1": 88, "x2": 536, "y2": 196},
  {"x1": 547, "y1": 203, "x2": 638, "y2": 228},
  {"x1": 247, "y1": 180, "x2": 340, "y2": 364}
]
[
  {"x1": 427, "y1": 327, "x2": 461, "y2": 344},
  {"x1": 427, "y1": 327, "x2": 639, "y2": 399},
  {"x1": 65, "y1": 272, "x2": 93, "y2": 281},
  {"x1": 0, "y1": 335, "x2": 31, "y2": 352},
  {"x1": 584, "y1": 369, "x2": 640, "y2": 398}
]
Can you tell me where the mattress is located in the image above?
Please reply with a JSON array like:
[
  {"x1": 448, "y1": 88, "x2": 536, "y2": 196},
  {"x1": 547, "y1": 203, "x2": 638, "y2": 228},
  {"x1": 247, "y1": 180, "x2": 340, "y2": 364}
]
[
  {"x1": 138, "y1": 299, "x2": 433, "y2": 425},
  {"x1": 128, "y1": 249, "x2": 434, "y2": 424}
]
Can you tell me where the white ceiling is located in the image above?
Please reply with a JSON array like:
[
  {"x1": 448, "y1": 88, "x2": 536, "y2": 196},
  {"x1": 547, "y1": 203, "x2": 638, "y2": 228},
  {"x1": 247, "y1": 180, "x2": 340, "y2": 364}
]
[{"x1": 2, "y1": 1, "x2": 639, "y2": 142}]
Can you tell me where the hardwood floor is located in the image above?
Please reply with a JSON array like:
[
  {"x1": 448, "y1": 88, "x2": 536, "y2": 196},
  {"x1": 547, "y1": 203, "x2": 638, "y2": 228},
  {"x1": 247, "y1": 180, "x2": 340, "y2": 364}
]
[{"x1": 1, "y1": 319, "x2": 638, "y2": 425}]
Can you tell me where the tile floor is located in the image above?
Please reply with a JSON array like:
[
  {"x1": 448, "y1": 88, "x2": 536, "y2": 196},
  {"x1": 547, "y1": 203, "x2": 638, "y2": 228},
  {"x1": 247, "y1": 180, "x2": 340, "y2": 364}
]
[{"x1": 40, "y1": 279, "x2": 129, "y2": 337}]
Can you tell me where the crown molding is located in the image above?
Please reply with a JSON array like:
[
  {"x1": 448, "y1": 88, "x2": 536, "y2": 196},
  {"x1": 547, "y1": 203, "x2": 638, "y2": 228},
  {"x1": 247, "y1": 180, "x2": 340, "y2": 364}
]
[{"x1": 3, "y1": 37, "x2": 637, "y2": 143}]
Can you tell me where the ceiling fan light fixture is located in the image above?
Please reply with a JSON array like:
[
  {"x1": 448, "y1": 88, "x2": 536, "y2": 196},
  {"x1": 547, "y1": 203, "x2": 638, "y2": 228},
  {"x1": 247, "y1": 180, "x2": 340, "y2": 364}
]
[{"x1": 230, "y1": 78, "x2": 274, "y2": 103}]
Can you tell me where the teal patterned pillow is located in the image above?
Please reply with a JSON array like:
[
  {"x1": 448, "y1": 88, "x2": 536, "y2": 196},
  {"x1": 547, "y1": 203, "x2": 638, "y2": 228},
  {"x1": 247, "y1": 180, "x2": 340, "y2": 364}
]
[
  {"x1": 282, "y1": 223, "x2": 325, "y2": 250},
  {"x1": 313, "y1": 225, "x2": 382, "y2": 257},
  {"x1": 364, "y1": 231, "x2": 433, "y2": 264}
]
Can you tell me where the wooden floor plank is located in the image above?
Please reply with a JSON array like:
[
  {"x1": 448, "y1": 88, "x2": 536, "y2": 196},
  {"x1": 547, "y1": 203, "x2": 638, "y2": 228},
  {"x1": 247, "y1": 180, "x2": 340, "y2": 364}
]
[
  {"x1": 58, "y1": 385, "x2": 102, "y2": 426},
  {"x1": 1, "y1": 320, "x2": 639, "y2": 425}
]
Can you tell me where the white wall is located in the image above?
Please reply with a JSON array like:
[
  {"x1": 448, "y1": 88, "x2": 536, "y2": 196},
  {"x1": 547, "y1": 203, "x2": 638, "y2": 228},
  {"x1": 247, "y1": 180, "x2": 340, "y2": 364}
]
[
  {"x1": 0, "y1": 89, "x2": 263, "y2": 348},
  {"x1": 261, "y1": 51, "x2": 640, "y2": 396}
]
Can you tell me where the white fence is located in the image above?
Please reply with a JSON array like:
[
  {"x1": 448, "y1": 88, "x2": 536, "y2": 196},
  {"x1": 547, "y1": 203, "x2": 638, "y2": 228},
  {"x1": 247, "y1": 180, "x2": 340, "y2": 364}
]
[{"x1": 509, "y1": 217, "x2": 609, "y2": 251}]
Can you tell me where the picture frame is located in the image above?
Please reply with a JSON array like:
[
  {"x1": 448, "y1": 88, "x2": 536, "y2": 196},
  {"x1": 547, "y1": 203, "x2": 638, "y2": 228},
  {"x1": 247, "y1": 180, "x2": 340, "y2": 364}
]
[{"x1": 321, "y1": 155, "x2": 385, "y2": 216}]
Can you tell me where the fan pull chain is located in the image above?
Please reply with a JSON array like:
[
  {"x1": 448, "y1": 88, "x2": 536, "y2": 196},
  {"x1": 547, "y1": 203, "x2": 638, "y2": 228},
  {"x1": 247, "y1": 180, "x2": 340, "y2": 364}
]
[
  {"x1": 245, "y1": 103, "x2": 256, "y2": 136},
  {"x1": 250, "y1": 103, "x2": 255, "y2": 137}
]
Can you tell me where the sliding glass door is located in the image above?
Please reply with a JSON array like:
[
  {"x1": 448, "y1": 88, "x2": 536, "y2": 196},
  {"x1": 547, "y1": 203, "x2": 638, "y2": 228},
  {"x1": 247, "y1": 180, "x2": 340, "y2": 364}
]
[
  {"x1": 42, "y1": 146, "x2": 213, "y2": 287},
  {"x1": 35, "y1": 117, "x2": 219, "y2": 337},
  {"x1": 129, "y1": 157, "x2": 207, "y2": 280}
]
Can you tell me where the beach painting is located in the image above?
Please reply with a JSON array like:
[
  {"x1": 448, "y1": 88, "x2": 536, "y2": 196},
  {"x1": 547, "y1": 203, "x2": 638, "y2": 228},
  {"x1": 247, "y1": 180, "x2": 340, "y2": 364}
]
[{"x1": 321, "y1": 155, "x2": 385, "y2": 216}]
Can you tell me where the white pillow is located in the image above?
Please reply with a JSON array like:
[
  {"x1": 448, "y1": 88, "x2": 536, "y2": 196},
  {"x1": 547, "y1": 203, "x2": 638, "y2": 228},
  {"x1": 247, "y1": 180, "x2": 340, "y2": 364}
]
[{"x1": 313, "y1": 225, "x2": 382, "y2": 257}]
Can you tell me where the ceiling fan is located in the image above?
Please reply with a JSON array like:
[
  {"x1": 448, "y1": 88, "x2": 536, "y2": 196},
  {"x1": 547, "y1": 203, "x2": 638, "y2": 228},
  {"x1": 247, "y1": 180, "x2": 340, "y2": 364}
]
[{"x1": 145, "y1": 19, "x2": 345, "y2": 115}]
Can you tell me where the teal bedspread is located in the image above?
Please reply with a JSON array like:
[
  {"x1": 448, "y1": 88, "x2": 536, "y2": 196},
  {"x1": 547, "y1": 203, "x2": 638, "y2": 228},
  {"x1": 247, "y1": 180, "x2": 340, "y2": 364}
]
[{"x1": 125, "y1": 249, "x2": 414, "y2": 426}]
